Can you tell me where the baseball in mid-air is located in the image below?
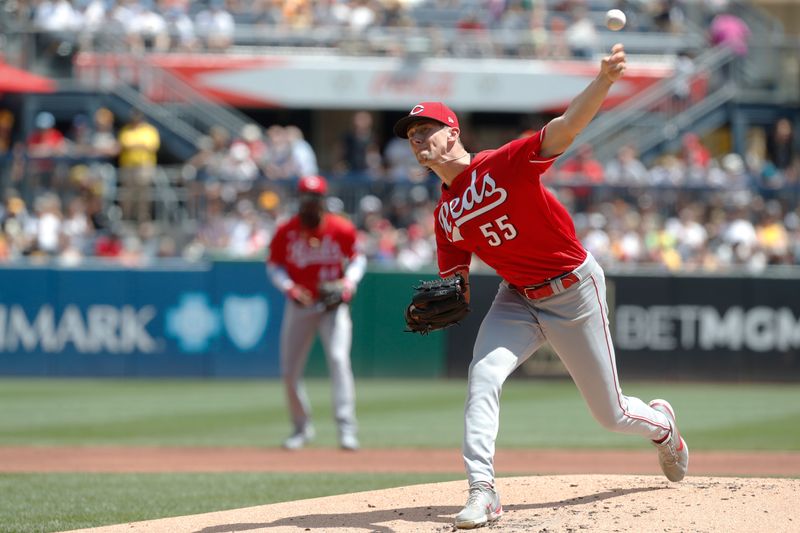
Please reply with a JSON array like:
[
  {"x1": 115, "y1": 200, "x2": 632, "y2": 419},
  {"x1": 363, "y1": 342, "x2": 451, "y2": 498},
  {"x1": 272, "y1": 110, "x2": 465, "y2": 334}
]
[{"x1": 605, "y1": 9, "x2": 626, "y2": 31}]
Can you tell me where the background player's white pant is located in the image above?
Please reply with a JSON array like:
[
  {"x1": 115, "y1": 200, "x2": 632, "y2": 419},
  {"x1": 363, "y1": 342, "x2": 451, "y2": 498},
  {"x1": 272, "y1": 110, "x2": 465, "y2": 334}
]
[
  {"x1": 280, "y1": 302, "x2": 357, "y2": 438},
  {"x1": 463, "y1": 253, "x2": 672, "y2": 485}
]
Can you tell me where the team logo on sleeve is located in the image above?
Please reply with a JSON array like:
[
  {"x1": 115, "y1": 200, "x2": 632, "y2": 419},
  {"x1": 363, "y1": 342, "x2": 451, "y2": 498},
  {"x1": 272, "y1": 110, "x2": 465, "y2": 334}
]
[{"x1": 438, "y1": 169, "x2": 508, "y2": 242}]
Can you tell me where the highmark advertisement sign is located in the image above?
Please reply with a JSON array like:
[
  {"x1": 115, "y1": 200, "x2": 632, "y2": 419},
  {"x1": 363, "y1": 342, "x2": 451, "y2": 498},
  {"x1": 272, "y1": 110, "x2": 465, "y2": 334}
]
[{"x1": 0, "y1": 262, "x2": 283, "y2": 377}]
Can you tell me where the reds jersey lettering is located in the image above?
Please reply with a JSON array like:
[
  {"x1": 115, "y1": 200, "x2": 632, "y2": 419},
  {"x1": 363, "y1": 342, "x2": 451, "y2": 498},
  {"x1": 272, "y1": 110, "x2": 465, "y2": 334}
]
[
  {"x1": 288, "y1": 234, "x2": 345, "y2": 268},
  {"x1": 435, "y1": 130, "x2": 587, "y2": 286},
  {"x1": 438, "y1": 169, "x2": 508, "y2": 242},
  {"x1": 268, "y1": 213, "x2": 358, "y2": 296}
]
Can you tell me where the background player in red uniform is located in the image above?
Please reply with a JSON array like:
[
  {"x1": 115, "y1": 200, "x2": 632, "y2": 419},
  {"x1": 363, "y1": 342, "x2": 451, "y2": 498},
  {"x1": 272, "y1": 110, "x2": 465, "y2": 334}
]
[
  {"x1": 267, "y1": 175, "x2": 366, "y2": 451},
  {"x1": 393, "y1": 44, "x2": 689, "y2": 529}
]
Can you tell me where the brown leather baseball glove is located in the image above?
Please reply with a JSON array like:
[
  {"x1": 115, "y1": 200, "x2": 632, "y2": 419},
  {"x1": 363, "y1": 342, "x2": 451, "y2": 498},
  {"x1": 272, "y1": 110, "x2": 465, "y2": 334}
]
[{"x1": 404, "y1": 274, "x2": 470, "y2": 335}]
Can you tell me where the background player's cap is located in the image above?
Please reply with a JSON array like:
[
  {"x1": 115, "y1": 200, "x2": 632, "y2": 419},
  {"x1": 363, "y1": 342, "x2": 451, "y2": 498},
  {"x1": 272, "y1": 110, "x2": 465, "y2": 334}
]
[
  {"x1": 393, "y1": 102, "x2": 460, "y2": 139},
  {"x1": 297, "y1": 175, "x2": 328, "y2": 195}
]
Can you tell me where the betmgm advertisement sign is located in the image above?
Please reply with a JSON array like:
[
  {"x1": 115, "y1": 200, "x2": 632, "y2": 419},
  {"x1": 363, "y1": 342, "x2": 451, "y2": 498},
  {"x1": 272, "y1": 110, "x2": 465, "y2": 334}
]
[
  {"x1": 610, "y1": 275, "x2": 800, "y2": 381},
  {"x1": 447, "y1": 273, "x2": 800, "y2": 381}
]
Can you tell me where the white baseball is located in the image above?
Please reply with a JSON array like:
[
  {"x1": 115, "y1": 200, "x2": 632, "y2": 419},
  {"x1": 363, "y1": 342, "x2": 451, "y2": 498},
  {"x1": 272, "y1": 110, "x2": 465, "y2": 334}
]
[{"x1": 605, "y1": 9, "x2": 626, "y2": 31}]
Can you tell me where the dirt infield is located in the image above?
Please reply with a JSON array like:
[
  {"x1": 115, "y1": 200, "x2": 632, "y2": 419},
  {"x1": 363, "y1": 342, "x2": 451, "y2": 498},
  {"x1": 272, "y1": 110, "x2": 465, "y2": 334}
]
[
  {"x1": 5, "y1": 448, "x2": 797, "y2": 533},
  {"x1": 3, "y1": 447, "x2": 800, "y2": 477},
  {"x1": 64, "y1": 475, "x2": 799, "y2": 533}
]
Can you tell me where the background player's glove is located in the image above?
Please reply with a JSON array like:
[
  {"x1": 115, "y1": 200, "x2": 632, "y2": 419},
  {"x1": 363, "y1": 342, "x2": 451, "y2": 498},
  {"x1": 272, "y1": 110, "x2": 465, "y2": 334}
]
[
  {"x1": 404, "y1": 274, "x2": 470, "y2": 335},
  {"x1": 318, "y1": 279, "x2": 353, "y2": 310},
  {"x1": 287, "y1": 285, "x2": 314, "y2": 307}
]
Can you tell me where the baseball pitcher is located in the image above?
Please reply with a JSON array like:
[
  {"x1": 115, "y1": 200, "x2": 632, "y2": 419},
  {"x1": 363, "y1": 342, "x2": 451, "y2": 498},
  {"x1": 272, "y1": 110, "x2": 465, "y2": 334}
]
[
  {"x1": 395, "y1": 44, "x2": 688, "y2": 529},
  {"x1": 267, "y1": 175, "x2": 366, "y2": 451}
]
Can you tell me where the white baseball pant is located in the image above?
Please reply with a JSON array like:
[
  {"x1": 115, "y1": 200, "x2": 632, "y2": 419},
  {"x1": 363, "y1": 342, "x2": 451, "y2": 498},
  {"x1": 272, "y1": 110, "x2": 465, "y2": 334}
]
[
  {"x1": 280, "y1": 301, "x2": 357, "y2": 438},
  {"x1": 463, "y1": 252, "x2": 672, "y2": 485}
]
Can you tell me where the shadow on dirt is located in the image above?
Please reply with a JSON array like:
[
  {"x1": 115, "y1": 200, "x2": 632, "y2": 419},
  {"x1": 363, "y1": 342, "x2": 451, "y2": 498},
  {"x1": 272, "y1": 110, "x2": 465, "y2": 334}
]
[{"x1": 193, "y1": 485, "x2": 667, "y2": 532}]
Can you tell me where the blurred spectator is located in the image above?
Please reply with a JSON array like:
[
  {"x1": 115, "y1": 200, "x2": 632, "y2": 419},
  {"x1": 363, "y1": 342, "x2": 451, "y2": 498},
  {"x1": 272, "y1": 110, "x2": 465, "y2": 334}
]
[
  {"x1": 61, "y1": 196, "x2": 93, "y2": 256},
  {"x1": 234, "y1": 123, "x2": 268, "y2": 162},
  {"x1": 164, "y1": 5, "x2": 199, "y2": 51},
  {"x1": 766, "y1": 118, "x2": 796, "y2": 174},
  {"x1": 90, "y1": 108, "x2": 120, "y2": 159},
  {"x1": 226, "y1": 199, "x2": 271, "y2": 258},
  {"x1": 109, "y1": 1, "x2": 140, "y2": 53},
  {"x1": 672, "y1": 50, "x2": 696, "y2": 109},
  {"x1": 395, "y1": 222, "x2": 434, "y2": 270},
  {"x1": 25, "y1": 111, "x2": 68, "y2": 194},
  {"x1": 261, "y1": 125, "x2": 298, "y2": 182},
  {"x1": 182, "y1": 125, "x2": 231, "y2": 216},
  {"x1": 195, "y1": 0, "x2": 236, "y2": 52},
  {"x1": 709, "y1": 8, "x2": 751, "y2": 58},
  {"x1": 0, "y1": 195, "x2": 32, "y2": 260},
  {"x1": 0, "y1": 109, "x2": 15, "y2": 155},
  {"x1": 286, "y1": 125, "x2": 319, "y2": 176},
  {"x1": 664, "y1": 204, "x2": 708, "y2": 263},
  {"x1": 721, "y1": 204, "x2": 758, "y2": 254},
  {"x1": 26, "y1": 112, "x2": 66, "y2": 158},
  {"x1": 454, "y1": 10, "x2": 491, "y2": 57},
  {"x1": 282, "y1": 0, "x2": 314, "y2": 29},
  {"x1": 680, "y1": 132, "x2": 712, "y2": 183},
  {"x1": 756, "y1": 201, "x2": 790, "y2": 264},
  {"x1": 718, "y1": 153, "x2": 750, "y2": 190},
  {"x1": 94, "y1": 226, "x2": 124, "y2": 258},
  {"x1": 604, "y1": 144, "x2": 648, "y2": 185},
  {"x1": 183, "y1": 135, "x2": 217, "y2": 207},
  {"x1": 709, "y1": 6, "x2": 750, "y2": 81},
  {"x1": 336, "y1": 111, "x2": 382, "y2": 181},
  {"x1": 497, "y1": 1, "x2": 529, "y2": 58},
  {"x1": 67, "y1": 114, "x2": 92, "y2": 154},
  {"x1": 539, "y1": 14, "x2": 571, "y2": 59},
  {"x1": 85, "y1": 192, "x2": 113, "y2": 233},
  {"x1": 117, "y1": 109, "x2": 160, "y2": 223},
  {"x1": 650, "y1": 0, "x2": 685, "y2": 33},
  {"x1": 130, "y1": 1, "x2": 170, "y2": 52},
  {"x1": 565, "y1": 6, "x2": 598, "y2": 59},
  {"x1": 33, "y1": 0, "x2": 82, "y2": 74},
  {"x1": 347, "y1": 0, "x2": 378, "y2": 33},
  {"x1": 219, "y1": 142, "x2": 259, "y2": 196},
  {"x1": 77, "y1": 0, "x2": 107, "y2": 51},
  {"x1": 30, "y1": 193, "x2": 63, "y2": 256},
  {"x1": 383, "y1": 135, "x2": 427, "y2": 184}
]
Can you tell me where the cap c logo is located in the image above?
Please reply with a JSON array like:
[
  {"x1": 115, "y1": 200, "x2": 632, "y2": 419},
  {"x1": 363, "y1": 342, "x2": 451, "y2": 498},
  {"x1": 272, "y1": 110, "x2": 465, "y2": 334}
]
[{"x1": 411, "y1": 105, "x2": 425, "y2": 115}]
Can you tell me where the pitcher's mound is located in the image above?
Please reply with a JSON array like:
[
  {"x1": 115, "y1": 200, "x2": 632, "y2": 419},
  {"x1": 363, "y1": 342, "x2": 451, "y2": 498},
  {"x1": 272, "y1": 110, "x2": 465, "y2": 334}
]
[{"x1": 69, "y1": 475, "x2": 798, "y2": 533}]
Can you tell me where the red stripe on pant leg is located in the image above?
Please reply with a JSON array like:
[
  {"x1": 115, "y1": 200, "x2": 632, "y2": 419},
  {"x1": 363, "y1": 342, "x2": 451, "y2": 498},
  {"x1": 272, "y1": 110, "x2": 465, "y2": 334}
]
[{"x1": 589, "y1": 274, "x2": 671, "y2": 433}]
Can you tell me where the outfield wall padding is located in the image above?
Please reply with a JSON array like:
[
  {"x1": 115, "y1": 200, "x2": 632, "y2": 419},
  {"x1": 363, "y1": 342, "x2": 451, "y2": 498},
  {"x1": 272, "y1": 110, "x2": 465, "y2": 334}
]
[
  {"x1": 445, "y1": 273, "x2": 800, "y2": 382},
  {"x1": 0, "y1": 263, "x2": 443, "y2": 378},
  {"x1": 1, "y1": 263, "x2": 798, "y2": 380}
]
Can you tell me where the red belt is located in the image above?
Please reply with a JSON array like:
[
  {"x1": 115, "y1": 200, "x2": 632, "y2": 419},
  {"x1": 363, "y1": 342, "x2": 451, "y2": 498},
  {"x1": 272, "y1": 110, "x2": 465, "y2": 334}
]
[{"x1": 511, "y1": 272, "x2": 580, "y2": 300}]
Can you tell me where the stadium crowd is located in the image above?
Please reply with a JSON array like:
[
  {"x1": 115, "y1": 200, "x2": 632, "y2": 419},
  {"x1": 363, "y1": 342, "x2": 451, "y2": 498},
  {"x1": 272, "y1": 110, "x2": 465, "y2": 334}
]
[
  {"x1": 3, "y1": 0, "x2": 701, "y2": 63},
  {"x1": 0, "y1": 101, "x2": 798, "y2": 273},
  {"x1": 0, "y1": 0, "x2": 793, "y2": 272}
]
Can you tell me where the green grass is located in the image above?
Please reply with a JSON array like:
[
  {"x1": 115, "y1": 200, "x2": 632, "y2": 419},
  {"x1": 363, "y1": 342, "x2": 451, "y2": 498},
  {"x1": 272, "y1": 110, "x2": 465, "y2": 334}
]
[
  {"x1": 0, "y1": 472, "x2": 461, "y2": 533},
  {"x1": 2, "y1": 378, "x2": 799, "y2": 450},
  {"x1": 1, "y1": 378, "x2": 799, "y2": 532}
]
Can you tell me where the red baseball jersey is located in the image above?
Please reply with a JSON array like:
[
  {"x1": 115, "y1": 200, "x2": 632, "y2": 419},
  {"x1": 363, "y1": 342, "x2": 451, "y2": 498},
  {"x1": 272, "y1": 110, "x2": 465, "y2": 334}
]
[
  {"x1": 435, "y1": 128, "x2": 587, "y2": 286},
  {"x1": 268, "y1": 213, "x2": 359, "y2": 297}
]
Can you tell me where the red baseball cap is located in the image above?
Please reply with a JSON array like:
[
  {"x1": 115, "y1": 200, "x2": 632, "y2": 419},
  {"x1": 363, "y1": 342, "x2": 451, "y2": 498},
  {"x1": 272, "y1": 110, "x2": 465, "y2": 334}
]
[
  {"x1": 297, "y1": 174, "x2": 328, "y2": 195},
  {"x1": 393, "y1": 102, "x2": 460, "y2": 139}
]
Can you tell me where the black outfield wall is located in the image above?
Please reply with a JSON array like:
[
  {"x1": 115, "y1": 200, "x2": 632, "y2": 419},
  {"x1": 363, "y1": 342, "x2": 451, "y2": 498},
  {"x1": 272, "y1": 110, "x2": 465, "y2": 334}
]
[{"x1": 446, "y1": 272, "x2": 800, "y2": 382}]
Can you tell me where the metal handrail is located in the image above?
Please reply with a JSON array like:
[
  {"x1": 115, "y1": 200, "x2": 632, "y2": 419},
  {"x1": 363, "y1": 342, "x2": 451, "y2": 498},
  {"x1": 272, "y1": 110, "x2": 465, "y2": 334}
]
[
  {"x1": 75, "y1": 29, "x2": 252, "y2": 141},
  {"x1": 557, "y1": 45, "x2": 736, "y2": 163}
]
